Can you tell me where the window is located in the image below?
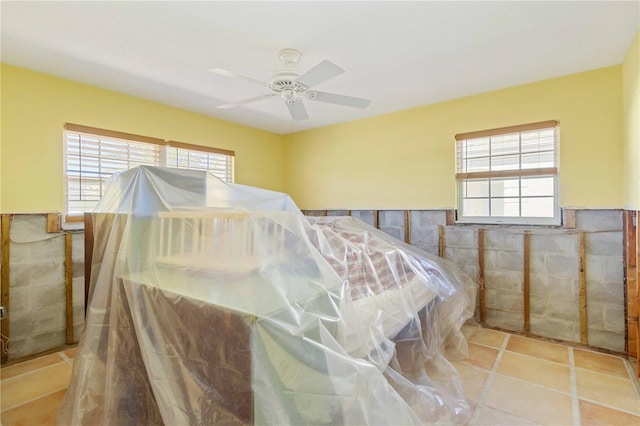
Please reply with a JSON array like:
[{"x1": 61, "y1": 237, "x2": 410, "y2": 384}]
[
  {"x1": 64, "y1": 123, "x2": 234, "y2": 221},
  {"x1": 455, "y1": 120, "x2": 559, "y2": 225},
  {"x1": 166, "y1": 141, "x2": 234, "y2": 179}
]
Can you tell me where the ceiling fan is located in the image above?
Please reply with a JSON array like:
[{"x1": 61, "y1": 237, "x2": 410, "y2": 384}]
[{"x1": 208, "y1": 48, "x2": 372, "y2": 121}]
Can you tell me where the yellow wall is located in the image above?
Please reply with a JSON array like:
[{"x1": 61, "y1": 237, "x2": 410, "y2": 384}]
[
  {"x1": 623, "y1": 31, "x2": 640, "y2": 210},
  {"x1": 1, "y1": 62, "x2": 628, "y2": 213},
  {"x1": 0, "y1": 64, "x2": 285, "y2": 212},
  {"x1": 0, "y1": 64, "x2": 3, "y2": 212},
  {"x1": 285, "y1": 66, "x2": 623, "y2": 210}
]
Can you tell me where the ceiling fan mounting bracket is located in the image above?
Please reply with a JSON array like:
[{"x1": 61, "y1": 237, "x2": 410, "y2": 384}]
[{"x1": 278, "y1": 48, "x2": 301, "y2": 67}]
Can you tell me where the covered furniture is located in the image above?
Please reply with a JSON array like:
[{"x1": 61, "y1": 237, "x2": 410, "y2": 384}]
[{"x1": 61, "y1": 166, "x2": 476, "y2": 425}]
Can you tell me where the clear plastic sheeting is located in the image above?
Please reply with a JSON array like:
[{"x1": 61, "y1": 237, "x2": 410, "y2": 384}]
[{"x1": 59, "y1": 166, "x2": 477, "y2": 425}]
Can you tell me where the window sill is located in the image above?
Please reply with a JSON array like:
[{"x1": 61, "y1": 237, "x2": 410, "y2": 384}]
[
  {"x1": 454, "y1": 217, "x2": 562, "y2": 227},
  {"x1": 63, "y1": 215, "x2": 85, "y2": 231}
]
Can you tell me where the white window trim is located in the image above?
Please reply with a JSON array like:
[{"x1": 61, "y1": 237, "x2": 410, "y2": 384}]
[{"x1": 455, "y1": 121, "x2": 561, "y2": 226}]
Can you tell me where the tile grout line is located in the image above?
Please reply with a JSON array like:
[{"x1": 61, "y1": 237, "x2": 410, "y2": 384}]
[
  {"x1": 573, "y1": 365, "x2": 638, "y2": 383},
  {"x1": 1, "y1": 358, "x2": 68, "y2": 383},
  {"x1": 470, "y1": 334, "x2": 580, "y2": 368},
  {"x1": 468, "y1": 333, "x2": 510, "y2": 425},
  {"x1": 58, "y1": 351, "x2": 74, "y2": 368},
  {"x1": 0, "y1": 351, "x2": 72, "y2": 413},
  {"x1": 498, "y1": 347, "x2": 571, "y2": 367},
  {"x1": 622, "y1": 357, "x2": 640, "y2": 398},
  {"x1": 487, "y1": 369, "x2": 573, "y2": 397},
  {"x1": 568, "y1": 347, "x2": 580, "y2": 426},
  {"x1": 576, "y1": 396, "x2": 640, "y2": 418},
  {"x1": 0, "y1": 385, "x2": 68, "y2": 413}
]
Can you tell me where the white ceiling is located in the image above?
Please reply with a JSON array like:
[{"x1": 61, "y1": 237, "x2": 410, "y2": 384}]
[{"x1": 1, "y1": 1, "x2": 639, "y2": 135}]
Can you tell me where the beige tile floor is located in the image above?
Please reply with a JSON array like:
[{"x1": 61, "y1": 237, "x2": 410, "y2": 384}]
[
  {"x1": 1, "y1": 347, "x2": 76, "y2": 426},
  {"x1": 0, "y1": 328, "x2": 638, "y2": 425},
  {"x1": 459, "y1": 325, "x2": 640, "y2": 425}
]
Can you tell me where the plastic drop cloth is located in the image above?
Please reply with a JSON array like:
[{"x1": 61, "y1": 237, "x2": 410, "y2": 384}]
[{"x1": 59, "y1": 166, "x2": 476, "y2": 425}]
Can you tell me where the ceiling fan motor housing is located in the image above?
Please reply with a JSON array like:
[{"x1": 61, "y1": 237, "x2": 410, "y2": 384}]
[
  {"x1": 269, "y1": 71, "x2": 307, "y2": 93},
  {"x1": 270, "y1": 48, "x2": 308, "y2": 96}
]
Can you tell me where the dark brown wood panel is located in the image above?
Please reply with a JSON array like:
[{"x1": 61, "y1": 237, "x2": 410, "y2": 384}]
[
  {"x1": 1, "y1": 215, "x2": 11, "y2": 364},
  {"x1": 65, "y1": 232, "x2": 74, "y2": 344}
]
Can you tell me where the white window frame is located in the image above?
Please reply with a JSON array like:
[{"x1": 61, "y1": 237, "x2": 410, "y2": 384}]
[
  {"x1": 63, "y1": 123, "x2": 234, "y2": 225},
  {"x1": 455, "y1": 120, "x2": 560, "y2": 225}
]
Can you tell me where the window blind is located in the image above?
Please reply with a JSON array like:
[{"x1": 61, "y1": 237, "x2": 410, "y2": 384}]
[
  {"x1": 65, "y1": 130, "x2": 162, "y2": 216},
  {"x1": 64, "y1": 124, "x2": 235, "y2": 220},
  {"x1": 166, "y1": 141, "x2": 234, "y2": 182}
]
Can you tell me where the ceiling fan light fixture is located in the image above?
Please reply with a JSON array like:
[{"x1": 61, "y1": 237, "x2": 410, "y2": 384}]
[{"x1": 282, "y1": 89, "x2": 299, "y2": 103}]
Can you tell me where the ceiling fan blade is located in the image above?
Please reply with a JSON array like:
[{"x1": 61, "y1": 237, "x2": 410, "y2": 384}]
[
  {"x1": 295, "y1": 60, "x2": 344, "y2": 88},
  {"x1": 308, "y1": 91, "x2": 372, "y2": 109},
  {"x1": 217, "y1": 94, "x2": 277, "y2": 109},
  {"x1": 286, "y1": 100, "x2": 309, "y2": 121},
  {"x1": 207, "y1": 68, "x2": 268, "y2": 87}
]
